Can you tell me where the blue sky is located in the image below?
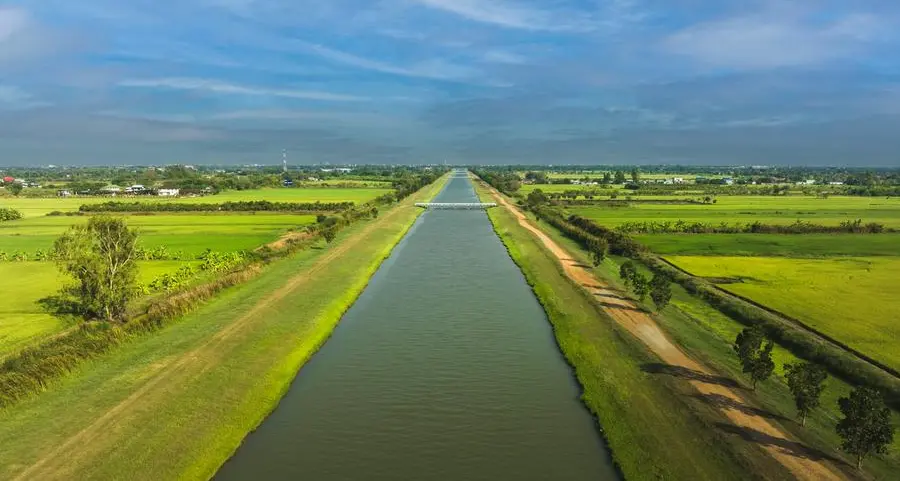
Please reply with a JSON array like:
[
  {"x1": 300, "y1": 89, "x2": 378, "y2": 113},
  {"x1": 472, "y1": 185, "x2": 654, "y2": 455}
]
[{"x1": 1, "y1": 0, "x2": 899, "y2": 165}]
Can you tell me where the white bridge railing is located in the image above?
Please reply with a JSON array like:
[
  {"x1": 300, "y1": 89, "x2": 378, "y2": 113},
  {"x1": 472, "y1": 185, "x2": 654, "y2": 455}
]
[{"x1": 415, "y1": 202, "x2": 497, "y2": 210}]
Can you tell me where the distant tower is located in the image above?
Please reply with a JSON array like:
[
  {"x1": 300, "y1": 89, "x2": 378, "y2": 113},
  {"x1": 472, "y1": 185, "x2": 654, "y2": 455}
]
[{"x1": 282, "y1": 149, "x2": 287, "y2": 173}]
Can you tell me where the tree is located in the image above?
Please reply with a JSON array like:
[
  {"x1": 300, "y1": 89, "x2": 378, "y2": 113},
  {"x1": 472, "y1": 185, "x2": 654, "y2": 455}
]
[
  {"x1": 784, "y1": 362, "x2": 828, "y2": 426},
  {"x1": 7, "y1": 182, "x2": 23, "y2": 196},
  {"x1": 733, "y1": 326, "x2": 775, "y2": 390},
  {"x1": 614, "y1": 171, "x2": 627, "y2": 184},
  {"x1": 589, "y1": 237, "x2": 609, "y2": 267},
  {"x1": 632, "y1": 273, "x2": 650, "y2": 301},
  {"x1": 631, "y1": 167, "x2": 640, "y2": 183},
  {"x1": 650, "y1": 275, "x2": 672, "y2": 310},
  {"x1": 602, "y1": 172, "x2": 612, "y2": 184},
  {"x1": 322, "y1": 227, "x2": 337, "y2": 243},
  {"x1": 53, "y1": 216, "x2": 139, "y2": 322},
  {"x1": 836, "y1": 387, "x2": 894, "y2": 469},
  {"x1": 526, "y1": 188, "x2": 549, "y2": 208},
  {"x1": 619, "y1": 260, "x2": 637, "y2": 286}
]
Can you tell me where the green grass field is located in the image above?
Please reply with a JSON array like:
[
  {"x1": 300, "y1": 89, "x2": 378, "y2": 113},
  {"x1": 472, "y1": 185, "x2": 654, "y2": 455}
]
[
  {"x1": 0, "y1": 175, "x2": 449, "y2": 481},
  {"x1": 666, "y1": 255, "x2": 900, "y2": 373},
  {"x1": 0, "y1": 187, "x2": 386, "y2": 218},
  {"x1": 0, "y1": 261, "x2": 190, "y2": 357},
  {"x1": 0, "y1": 214, "x2": 316, "y2": 255},
  {"x1": 636, "y1": 233, "x2": 900, "y2": 257},
  {"x1": 566, "y1": 196, "x2": 900, "y2": 228}
]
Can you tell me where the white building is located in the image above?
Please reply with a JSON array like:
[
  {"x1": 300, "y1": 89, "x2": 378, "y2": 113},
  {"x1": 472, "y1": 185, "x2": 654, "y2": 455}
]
[
  {"x1": 157, "y1": 188, "x2": 180, "y2": 197},
  {"x1": 125, "y1": 185, "x2": 146, "y2": 194}
]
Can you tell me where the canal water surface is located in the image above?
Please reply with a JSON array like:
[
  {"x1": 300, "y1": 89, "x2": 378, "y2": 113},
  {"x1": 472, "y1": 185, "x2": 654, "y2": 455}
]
[{"x1": 215, "y1": 174, "x2": 618, "y2": 480}]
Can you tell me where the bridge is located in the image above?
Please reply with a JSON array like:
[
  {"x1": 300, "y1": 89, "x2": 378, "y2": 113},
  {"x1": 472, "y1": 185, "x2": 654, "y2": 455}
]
[{"x1": 415, "y1": 202, "x2": 497, "y2": 210}]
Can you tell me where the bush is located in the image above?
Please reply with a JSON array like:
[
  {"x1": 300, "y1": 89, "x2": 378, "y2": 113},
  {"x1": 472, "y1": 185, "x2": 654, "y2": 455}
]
[{"x1": 0, "y1": 208, "x2": 22, "y2": 222}]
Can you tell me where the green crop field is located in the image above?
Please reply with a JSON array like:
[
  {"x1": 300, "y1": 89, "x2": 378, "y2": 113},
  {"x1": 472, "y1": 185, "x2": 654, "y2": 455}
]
[
  {"x1": 0, "y1": 214, "x2": 316, "y2": 256},
  {"x1": 665, "y1": 255, "x2": 900, "y2": 373},
  {"x1": 0, "y1": 261, "x2": 189, "y2": 357},
  {"x1": 0, "y1": 187, "x2": 387, "y2": 218},
  {"x1": 636, "y1": 233, "x2": 900, "y2": 257},
  {"x1": 566, "y1": 195, "x2": 900, "y2": 227}
]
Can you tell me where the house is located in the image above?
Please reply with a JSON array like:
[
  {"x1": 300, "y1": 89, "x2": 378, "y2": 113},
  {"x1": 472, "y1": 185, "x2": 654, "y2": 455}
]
[
  {"x1": 829, "y1": 181, "x2": 844, "y2": 186},
  {"x1": 673, "y1": 177, "x2": 685, "y2": 184},
  {"x1": 101, "y1": 186, "x2": 122, "y2": 194},
  {"x1": 282, "y1": 180, "x2": 294, "y2": 187},
  {"x1": 57, "y1": 190, "x2": 72, "y2": 197},
  {"x1": 1, "y1": 176, "x2": 13, "y2": 183},
  {"x1": 125, "y1": 184, "x2": 146, "y2": 194},
  {"x1": 157, "y1": 188, "x2": 180, "y2": 197},
  {"x1": 722, "y1": 177, "x2": 735, "y2": 185}
]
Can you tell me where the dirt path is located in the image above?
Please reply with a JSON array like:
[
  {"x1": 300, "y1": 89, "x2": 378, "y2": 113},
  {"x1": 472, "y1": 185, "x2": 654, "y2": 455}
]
[
  {"x1": 483, "y1": 183, "x2": 845, "y2": 481},
  {"x1": 12, "y1": 201, "x2": 420, "y2": 481}
]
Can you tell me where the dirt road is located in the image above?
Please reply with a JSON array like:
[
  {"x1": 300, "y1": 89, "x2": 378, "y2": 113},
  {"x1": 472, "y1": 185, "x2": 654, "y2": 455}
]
[{"x1": 484, "y1": 183, "x2": 845, "y2": 481}]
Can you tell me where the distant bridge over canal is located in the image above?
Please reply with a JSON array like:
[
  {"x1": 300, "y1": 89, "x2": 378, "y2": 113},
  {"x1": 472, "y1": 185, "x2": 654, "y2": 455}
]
[{"x1": 415, "y1": 202, "x2": 497, "y2": 210}]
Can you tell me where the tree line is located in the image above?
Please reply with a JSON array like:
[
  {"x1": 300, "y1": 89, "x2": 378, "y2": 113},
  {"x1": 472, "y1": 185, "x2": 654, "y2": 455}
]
[
  {"x1": 78, "y1": 200, "x2": 355, "y2": 213},
  {"x1": 615, "y1": 219, "x2": 890, "y2": 234},
  {"x1": 732, "y1": 325, "x2": 894, "y2": 469}
]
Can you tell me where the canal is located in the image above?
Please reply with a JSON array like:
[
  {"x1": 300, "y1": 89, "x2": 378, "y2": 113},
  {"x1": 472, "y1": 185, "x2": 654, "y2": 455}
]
[{"x1": 215, "y1": 173, "x2": 618, "y2": 480}]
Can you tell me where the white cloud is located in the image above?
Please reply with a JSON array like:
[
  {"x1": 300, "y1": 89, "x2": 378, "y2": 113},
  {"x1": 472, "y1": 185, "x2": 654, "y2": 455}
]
[
  {"x1": 482, "y1": 49, "x2": 527, "y2": 65},
  {"x1": 665, "y1": 12, "x2": 888, "y2": 70},
  {"x1": 118, "y1": 78, "x2": 367, "y2": 101},
  {"x1": 300, "y1": 42, "x2": 479, "y2": 81},
  {"x1": 410, "y1": 0, "x2": 593, "y2": 31}
]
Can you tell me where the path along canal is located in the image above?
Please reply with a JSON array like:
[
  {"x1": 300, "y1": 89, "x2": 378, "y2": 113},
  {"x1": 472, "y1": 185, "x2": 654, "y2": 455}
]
[{"x1": 215, "y1": 173, "x2": 618, "y2": 480}]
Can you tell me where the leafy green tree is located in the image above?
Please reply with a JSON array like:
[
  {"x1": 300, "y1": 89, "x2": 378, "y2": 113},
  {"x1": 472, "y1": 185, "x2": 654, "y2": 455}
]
[
  {"x1": 784, "y1": 362, "x2": 828, "y2": 426},
  {"x1": 632, "y1": 273, "x2": 650, "y2": 302},
  {"x1": 631, "y1": 167, "x2": 640, "y2": 183},
  {"x1": 619, "y1": 260, "x2": 637, "y2": 286},
  {"x1": 602, "y1": 172, "x2": 612, "y2": 184},
  {"x1": 526, "y1": 188, "x2": 549, "y2": 208},
  {"x1": 650, "y1": 275, "x2": 672, "y2": 311},
  {"x1": 733, "y1": 326, "x2": 775, "y2": 390},
  {"x1": 6, "y1": 182, "x2": 23, "y2": 196},
  {"x1": 322, "y1": 227, "x2": 337, "y2": 243},
  {"x1": 836, "y1": 386, "x2": 894, "y2": 469},
  {"x1": 614, "y1": 171, "x2": 627, "y2": 184},
  {"x1": 53, "y1": 216, "x2": 139, "y2": 322},
  {"x1": 589, "y1": 237, "x2": 609, "y2": 267}
]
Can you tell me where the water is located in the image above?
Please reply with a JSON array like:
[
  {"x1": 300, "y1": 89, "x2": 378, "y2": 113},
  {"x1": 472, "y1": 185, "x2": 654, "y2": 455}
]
[{"x1": 215, "y1": 174, "x2": 618, "y2": 481}]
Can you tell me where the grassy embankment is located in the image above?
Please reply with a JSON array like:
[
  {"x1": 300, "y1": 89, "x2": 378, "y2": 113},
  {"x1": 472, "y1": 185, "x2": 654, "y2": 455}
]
[
  {"x1": 474, "y1": 182, "x2": 787, "y2": 480},
  {"x1": 0, "y1": 175, "x2": 448, "y2": 481},
  {"x1": 516, "y1": 201, "x2": 900, "y2": 479}
]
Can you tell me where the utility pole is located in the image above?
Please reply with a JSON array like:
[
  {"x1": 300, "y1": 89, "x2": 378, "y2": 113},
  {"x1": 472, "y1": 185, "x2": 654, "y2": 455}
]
[{"x1": 282, "y1": 149, "x2": 287, "y2": 174}]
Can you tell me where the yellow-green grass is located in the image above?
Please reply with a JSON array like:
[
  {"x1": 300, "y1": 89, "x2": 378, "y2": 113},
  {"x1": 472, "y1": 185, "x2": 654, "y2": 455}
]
[
  {"x1": 0, "y1": 261, "x2": 190, "y2": 357},
  {"x1": 0, "y1": 187, "x2": 386, "y2": 218},
  {"x1": 566, "y1": 196, "x2": 900, "y2": 227},
  {"x1": 0, "y1": 174, "x2": 448, "y2": 481},
  {"x1": 667, "y1": 255, "x2": 900, "y2": 373},
  {"x1": 516, "y1": 200, "x2": 900, "y2": 478},
  {"x1": 0, "y1": 214, "x2": 316, "y2": 255},
  {"x1": 474, "y1": 182, "x2": 785, "y2": 480},
  {"x1": 636, "y1": 233, "x2": 900, "y2": 257}
]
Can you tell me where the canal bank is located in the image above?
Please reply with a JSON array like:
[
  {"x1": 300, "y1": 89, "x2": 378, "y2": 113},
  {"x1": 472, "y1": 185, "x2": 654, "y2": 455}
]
[{"x1": 215, "y1": 173, "x2": 618, "y2": 480}]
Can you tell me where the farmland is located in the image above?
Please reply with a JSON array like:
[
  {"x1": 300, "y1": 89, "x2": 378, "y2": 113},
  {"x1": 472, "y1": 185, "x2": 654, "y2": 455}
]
[
  {"x1": 566, "y1": 195, "x2": 900, "y2": 228},
  {"x1": 0, "y1": 214, "x2": 317, "y2": 256},
  {"x1": 0, "y1": 261, "x2": 189, "y2": 356},
  {"x1": 1, "y1": 187, "x2": 388, "y2": 218},
  {"x1": 665, "y1": 255, "x2": 900, "y2": 373}
]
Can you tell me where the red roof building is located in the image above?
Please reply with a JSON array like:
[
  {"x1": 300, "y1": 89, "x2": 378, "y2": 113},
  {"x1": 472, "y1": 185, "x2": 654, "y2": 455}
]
[{"x1": 2, "y1": 176, "x2": 14, "y2": 183}]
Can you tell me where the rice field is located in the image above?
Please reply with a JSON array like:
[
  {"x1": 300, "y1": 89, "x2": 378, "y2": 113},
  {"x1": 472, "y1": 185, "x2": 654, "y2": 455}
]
[
  {"x1": 566, "y1": 196, "x2": 900, "y2": 228},
  {"x1": 665, "y1": 255, "x2": 900, "y2": 373},
  {"x1": 0, "y1": 261, "x2": 189, "y2": 357},
  {"x1": 636, "y1": 233, "x2": 900, "y2": 257},
  {"x1": 0, "y1": 187, "x2": 387, "y2": 218},
  {"x1": 0, "y1": 214, "x2": 317, "y2": 256}
]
